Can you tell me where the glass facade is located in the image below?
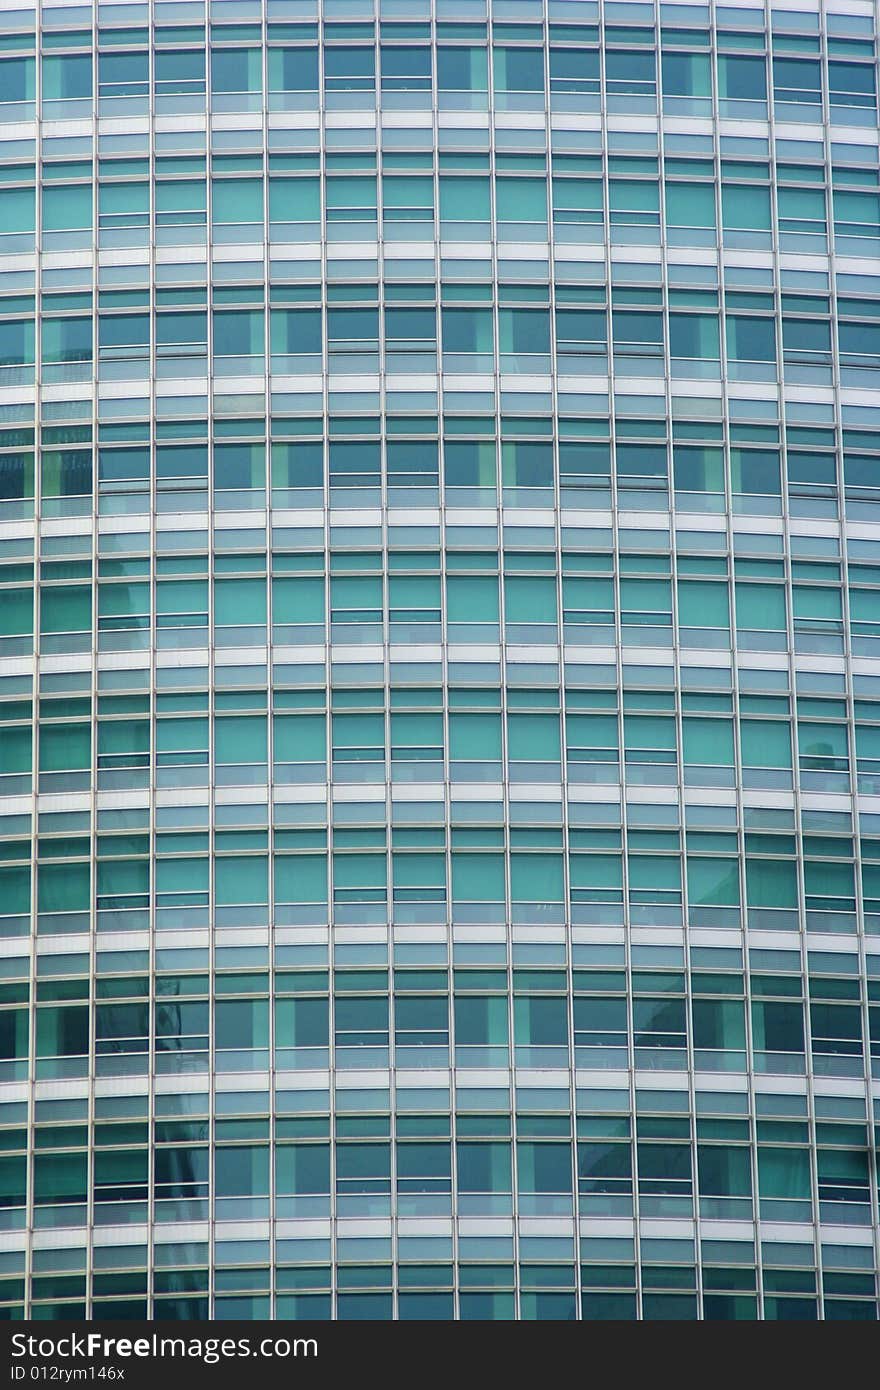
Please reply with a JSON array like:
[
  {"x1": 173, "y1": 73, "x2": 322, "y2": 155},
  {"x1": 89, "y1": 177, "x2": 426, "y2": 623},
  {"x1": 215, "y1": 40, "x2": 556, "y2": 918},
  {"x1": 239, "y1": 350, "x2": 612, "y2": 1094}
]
[{"x1": 0, "y1": 0, "x2": 878, "y2": 1323}]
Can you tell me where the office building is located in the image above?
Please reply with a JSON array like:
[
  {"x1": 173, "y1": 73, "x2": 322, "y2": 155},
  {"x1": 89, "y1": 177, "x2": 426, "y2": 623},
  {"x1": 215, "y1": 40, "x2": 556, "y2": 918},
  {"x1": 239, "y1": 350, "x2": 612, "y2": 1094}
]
[{"x1": 0, "y1": 0, "x2": 879, "y2": 1320}]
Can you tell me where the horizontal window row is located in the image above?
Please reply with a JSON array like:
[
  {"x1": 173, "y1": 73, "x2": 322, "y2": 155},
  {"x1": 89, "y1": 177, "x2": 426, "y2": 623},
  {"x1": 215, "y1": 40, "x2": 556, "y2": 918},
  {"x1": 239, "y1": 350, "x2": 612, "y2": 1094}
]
[
  {"x1": 2, "y1": 1288, "x2": 875, "y2": 1322},
  {"x1": 6, "y1": 992, "x2": 879, "y2": 1074},
  {"x1": 2, "y1": 189, "x2": 878, "y2": 260},
  {"x1": 2, "y1": 43, "x2": 877, "y2": 123},
  {"x1": 1, "y1": 1134, "x2": 877, "y2": 1236}
]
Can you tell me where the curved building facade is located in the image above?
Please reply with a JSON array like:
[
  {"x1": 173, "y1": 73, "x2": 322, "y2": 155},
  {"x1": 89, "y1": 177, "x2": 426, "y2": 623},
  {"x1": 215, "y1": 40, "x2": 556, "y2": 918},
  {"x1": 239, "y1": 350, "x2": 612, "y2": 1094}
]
[{"x1": 0, "y1": 0, "x2": 879, "y2": 1321}]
